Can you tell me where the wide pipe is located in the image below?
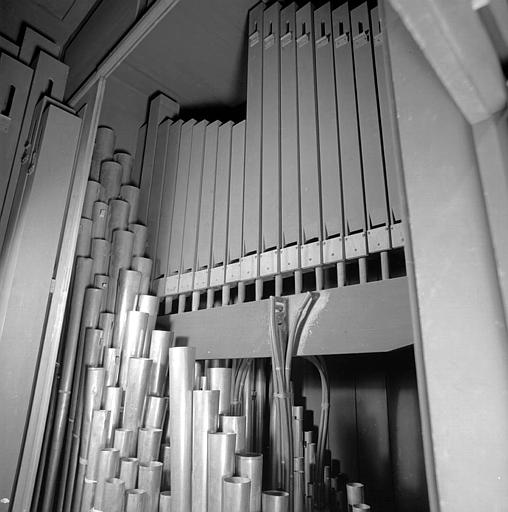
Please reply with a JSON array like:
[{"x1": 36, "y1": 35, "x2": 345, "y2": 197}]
[
  {"x1": 107, "y1": 229, "x2": 134, "y2": 312},
  {"x1": 220, "y1": 415, "x2": 246, "y2": 454},
  {"x1": 138, "y1": 461, "x2": 163, "y2": 512},
  {"x1": 104, "y1": 386, "x2": 123, "y2": 446},
  {"x1": 82, "y1": 180, "x2": 102, "y2": 218},
  {"x1": 76, "y1": 218, "x2": 92, "y2": 257},
  {"x1": 136, "y1": 294, "x2": 159, "y2": 356},
  {"x1": 169, "y1": 346, "x2": 195, "y2": 512},
  {"x1": 161, "y1": 444, "x2": 171, "y2": 491},
  {"x1": 125, "y1": 489, "x2": 147, "y2": 512},
  {"x1": 137, "y1": 427, "x2": 163, "y2": 464},
  {"x1": 114, "y1": 429, "x2": 134, "y2": 458},
  {"x1": 79, "y1": 479, "x2": 96, "y2": 512},
  {"x1": 103, "y1": 347, "x2": 120, "y2": 388},
  {"x1": 192, "y1": 389, "x2": 220, "y2": 512},
  {"x1": 262, "y1": 491, "x2": 290, "y2": 512},
  {"x1": 236, "y1": 453, "x2": 263, "y2": 512},
  {"x1": 129, "y1": 223, "x2": 148, "y2": 257},
  {"x1": 94, "y1": 447, "x2": 120, "y2": 510},
  {"x1": 346, "y1": 483, "x2": 364, "y2": 509},
  {"x1": 91, "y1": 201, "x2": 109, "y2": 239},
  {"x1": 207, "y1": 432, "x2": 236, "y2": 512},
  {"x1": 91, "y1": 127, "x2": 115, "y2": 181},
  {"x1": 148, "y1": 330, "x2": 173, "y2": 396},
  {"x1": 100, "y1": 160, "x2": 122, "y2": 203},
  {"x1": 91, "y1": 237, "x2": 110, "y2": 275},
  {"x1": 132, "y1": 258, "x2": 153, "y2": 295},
  {"x1": 103, "y1": 477, "x2": 125, "y2": 512},
  {"x1": 144, "y1": 396, "x2": 168, "y2": 429},
  {"x1": 352, "y1": 505, "x2": 371, "y2": 511},
  {"x1": 85, "y1": 409, "x2": 111, "y2": 480},
  {"x1": 99, "y1": 312, "x2": 115, "y2": 349},
  {"x1": 106, "y1": 199, "x2": 130, "y2": 241},
  {"x1": 120, "y1": 457, "x2": 139, "y2": 490},
  {"x1": 207, "y1": 367, "x2": 232, "y2": 415},
  {"x1": 159, "y1": 491, "x2": 172, "y2": 512},
  {"x1": 120, "y1": 184, "x2": 140, "y2": 223},
  {"x1": 115, "y1": 151, "x2": 134, "y2": 184},
  {"x1": 223, "y1": 476, "x2": 251, "y2": 511},
  {"x1": 119, "y1": 311, "x2": 149, "y2": 390}
]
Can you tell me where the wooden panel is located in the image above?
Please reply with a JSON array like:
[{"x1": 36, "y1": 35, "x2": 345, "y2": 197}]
[
  {"x1": 243, "y1": 3, "x2": 264, "y2": 256},
  {"x1": 296, "y1": 3, "x2": 321, "y2": 244},
  {"x1": 160, "y1": 277, "x2": 412, "y2": 359},
  {"x1": 138, "y1": 93, "x2": 179, "y2": 224},
  {"x1": 0, "y1": 51, "x2": 68, "y2": 252},
  {"x1": 228, "y1": 121, "x2": 245, "y2": 263},
  {"x1": 0, "y1": 54, "x2": 33, "y2": 238},
  {"x1": 280, "y1": 3, "x2": 300, "y2": 248},
  {"x1": 332, "y1": 3, "x2": 366, "y2": 238},
  {"x1": 197, "y1": 121, "x2": 220, "y2": 270},
  {"x1": 132, "y1": 123, "x2": 147, "y2": 187},
  {"x1": 0, "y1": 35, "x2": 19, "y2": 57},
  {"x1": 155, "y1": 120, "x2": 182, "y2": 278},
  {"x1": 167, "y1": 119, "x2": 195, "y2": 275},
  {"x1": 212, "y1": 122, "x2": 233, "y2": 267},
  {"x1": 314, "y1": 3, "x2": 342, "y2": 240},
  {"x1": 146, "y1": 119, "x2": 172, "y2": 259},
  {"x1": 351, "y1": 3, "x2": 388, "y2": 231},
  {"x1": 0, "y1": 105, "x2": 81, "y2": 509},
  {"x1": 371, "y1": 6, "x2": 401, "y2": 225},
  {"x1": 261, "y1": 2, "x2": 281, "y2": 252},
  {"x1": 182, "y1": 120, "x2": 207, "y2": 273},
  {"x1": 18, "y1": 26, "x2": 60, "y2": 64}
]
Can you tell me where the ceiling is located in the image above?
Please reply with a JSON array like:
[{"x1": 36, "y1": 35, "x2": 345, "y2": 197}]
[{"x1": 118, "y1": 0, "x2": 259, "y2": 115}]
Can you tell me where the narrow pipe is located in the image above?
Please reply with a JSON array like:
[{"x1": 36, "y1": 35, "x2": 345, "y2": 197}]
[
  {"x1": 106, "y1": 199, "x2": 130, "y2": 241},
  {"x1": 119, "y1": 311, "x2": 149, "y2": 390},
  {"x1": 85, "y1": 409, "x2": 111, "y2": 481},
  {"x1": 324, "y1": 465, "x2": 331, "y2": 509},
  {"x1": 380, "y1": 250, "x2": 389, "y2": 280},
  {"x1": 94, "y1": 448, "x2": 120, "y2": 510},
  {"x1": 76, "y1": 218, "x2": 92, "y2": 257},
  {"x1": 192, "y1": 389, "x2": 220, "y2": 512},
  {"x1": 103, "y1": 348, "x2": 120, "y2": 389},
  {"x1": 222, "y1": 284, "x2": 230, "y2": 306},
  {"x1": 114, "y1": 429, "x2": 134, "y2": 458},
  {"x1": 294, "y1": 270, "x2": 303, "y2": 294},
  {"x1": 242, "y1": 367, "x2": 254, "y2": 450},
  {"x1": 207, "y1": 432, "x2": 236, "y2": 512},
  {"x1": 220, "y1": 415, "x2": 247, "y2": 454},
  {"x1": 148, "y1": 330, "x2": 173, "y2": 396},
  {"x1": 178, "y1": 293, "x2": 186, "y2": 313},
  {"x1": 346, "y1": 483, "x2": 364, "y2": 509},
  {"x1": 91, "y1": 127, "x2": 115, "y2": 181},
  {"x1": 120, "y1": 185, "x2": 140, "y2": 223},
  {"x1": 104, "y1": 387, "x2": 122, "y2": 446},
  {"x1": 262, "y1": 490, "x2": 290, "y2": 512},
  {"x1": 111, "y1": 269, "x2": 142, "y2": 349},
  {"x1": 255, "y1": 278, "x2": 263, "y2": 301},
  {"x1": 132, "y1": 258, "x2": 153, "y2": 295},
  {"x1": 99, "y1": 312, "x2": 115, "y2": 349},
  {"x1": 206, "y1": 289, "x2": 214, "y2": 309},
  {"x1": 120, "y1": 457, "x2": 139, "y2": 490},
  {"x1": 192, "y1": 290, "x2": 200, "y2": 311},
  {"x1": 169, "y1": 346, "x2": 195, "y2": 512},
  {"x1": 82, "y1": 180, "x2": 102, "y2": 219},
  {"x1": 254, "y1": 361, "x2": 266, "y2": 454},
  {"x1": 194, "y1": 361, "x2": 203, "y2": 390},
  {"x1": 303, "y1": 432, "x2": 313, "y2": 497},
  {"x1": 79, "y1": 479, "x2": 96, "y2": 512},
  {"x1": 103, "y1": 477, "x2": 125, "y2": 512},
  {"x1": 138, "y1": 461, "x2": 163, "y2": 512},
  {"x1": 206, "y1": 367, "x2": 232, "y2": 415},
  {"x1": 358, "y1": 257, "x2": 367, "y2": 284},
  {"x1": 125, "y1": 489, "x2": 147, "y2": 512},
  {"x1": 236, "y1": 453, "x2": 263, "y2": 512},
  {"x1": 144, "y1": 396, "x2": 168, "y2": 428},
  {"x1": 222, "y1": 476, "x2": 251, "y2": 511},
  {"x1": 160, "y1": 444, "x2": 171, "y2": 491},
  {"x1": 238, "y1": 282, "x2": 246, "y2": 303},
  {"x1": 337, "y1": 260, "x2": 346, "y2": 287},
  {"x1": 100, "y1": 160, "x2": 122, "y2": 203},
  {"x1": 292, "y1": 407, "x2": 304, "y2": 458},
  {"x1": 94, "y1": 275, "x2": 109, "y2": 311},
  {"x1": 137, "y1": 427, "x2": 163, "y2": 464},
  {"x1": 129, "y1": 223, "x2": 148, "y2": 257},
  {"x1": 91, "y1": 201, "x2": 109, "y2": 239},
  {"x1": 91, "y1": 237, "x2": 110, "y2": 275},
  {"x1": 107, "y1": 230, "x2": 135, "y2": 312},
  {"x1": 293, "y1": 456, "x2": 305, "y2": 512},
  {"x1": 115, "y1": 152, "x2": 134, "y2": 185},
  {"x1": 159, "y1": 491, "x2": 172, "y2": 512},
  {"x1": 136, "y1": 294, "x2": 159, "y2": 356},
  {"x1": 315, "y1": 266, "x2": 323, "y2": 291}
]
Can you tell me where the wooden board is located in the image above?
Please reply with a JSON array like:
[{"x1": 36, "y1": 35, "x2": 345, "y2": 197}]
[{"x1": 18, "y1": 26, "x2": 60, "y2": 64}]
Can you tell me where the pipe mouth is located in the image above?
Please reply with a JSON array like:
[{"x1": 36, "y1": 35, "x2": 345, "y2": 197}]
[
  {"x1": 352, "y1": 505, "x2": 371, "y2": 511},
  {"x1": 140, "y1": 461, "x2": 163, "y2": 468},
  {"x1": 263, "y1": 490, "x2": 290, "y2": 497},
  {"x1": 237, "y1": 452, "x2": 262, "y2": 458},
  {"x1": 121, "y1": 457, "x2": 138, "y2": 462},
  {"x1": 224, "y1": 476, "x2": 251, "y2": 485},
  {"x1": 160, "y1": 491, "x2": 172, "y2": 497},
  {"x1": 127, "y1": 489, "x2": 146, "y2": 495},
  {"x1": 210, "y1": 431, "x2": 236, "y2": 437},
  {"x1": 105, "y1": 477, "x2": 123, "y2": 484},
  {"x1": 347, "y1": 482, "x2": 364, "y2": 488}
]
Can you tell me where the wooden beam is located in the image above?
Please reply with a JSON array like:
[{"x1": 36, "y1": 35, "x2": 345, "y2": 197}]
[
  {"x1": 388, "y1": 0, "x2": 506, "y2": 124},
  {"x1": 474, "y1": 0, "x2": 508, "y2": 64},
  {"x1": 157, "y1": 277, "x2": 413, "y2": 359}
]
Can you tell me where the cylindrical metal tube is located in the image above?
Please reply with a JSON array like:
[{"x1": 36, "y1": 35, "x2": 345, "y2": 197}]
[
  {"x1": 120, "y1": 457, "x2": 139, "y2": 490},
  {"x1": 94, "y1": 448, "x2": 120, "y2": 510},
  {"x1": 91, "y1": 126, "x2": 115, "y2": 181},
  {"x1": 207, "y1": 432, "x2": 236, "y2": 512},
  {"x1": 148, "y1": 330, "x2": 173, "y2": 396},
  {"x1": 161, "y1": 444, "x2": 171, "y2": 491},
  {"x1": 119, "y1": 311, "x2": 149, "y2": 390},
  {"x1": 132, "y1": 258, "x2": 153, "y2": 295},
  {"x1": 159, "y1": 491, "x2": 172, "y2": 512},
  {"x1": 112, "y1": 268, "x2": 142, "y2": 349},
  {"x1": 107, "y1": 229, "x2": 135, "y2": 312},
  {"x1": 137, "y1": 427, "x2": 163, "y2": 465},
  {"x1": 169, "y1": 346, "x2": 195, "y2": 512},
  {"x1": 294, "y1": 456, "x2": 305, "y2": 512},
  {"x1": 346, "y1": 483, "x2": 365, "y2": 508},
  {"x1": 125, "y1": 489, "x2": 147, "y2": 512},
  {"x1": 222, "y1": 476, "x2": 251, "y2": 512},
  {"x1": 207, "y1": 367, "x2": 232, "y2": 415},
  {"x1": 104, "y1": 387, "x2": 122, "y2": 446},
  {"x1": 103, "y1": 477, "x2": 125, "y2": 512},
  {"x1": 80, "y1": 479, "x2": 96, "y2": 512},
  {"x1": 94, "y1": 275, "x2": 109, "y2": 311},
  {"x1": 120, "y1": 185, "x2": 140, "y2": 223},
  {"x1": 352, "y1": 505, "x2": 371, "y2": 511},
  {"x1": 194, "y1": 362, "x2": 203, "y2": 390},
  {"x1": 91, "y1": 237, "x2": 110, "y2": 277},
  {"x1": 242, "y1": 367, "x2": 254, "y2": 450},
  {"x1": 103, "y1": 347, "x2": 120, "y2": 388},
  {"x1": 99, "y1": 312, "x2": 115, "y2": 349},
  {"x1": 292, "y1": 406, "x2": 304, "y2": 458},
  {"x1": 136, "y1": 294, "x2": 159, "y2": 356},
  {"x1": 106, "y1": 199, "x2": 130, "y2": 241},
  {"x1": 76, "y1": 218, "x2": 92, "y2": 257},
  {"x1": 129, "y1": 223, "x2": 147, "y2": 257},
  {"x1": 144, "y1": 396, "x2": 168, "y2": 428},
  {"x1": 114, "y1": 428, "x2": 134, "y2": 458},
  {"x1": 115, "y1": 151, "x2": 134, "y2": 184},
  {"x1": 192, "y1": 390, "x2": 220, "y2": 512},
  {"x1": 100, "y1": 160, "x2": 123, "y2": 203},
  {"x1": 236, "y1": 453, "x2": 263, "y2": 512},
  {"x1": 83, "y1": 328, "x2": 104, "y2": 367},
  {"x1": 304, "y1": 431, "x2": 313, "y2": 496},
  {"x1": 92, "y1": 201, "x2": 109, "y2": 239},
  {"x1": 221, "y1": 415, "x2": 246, "y2": 454},
  {"x1": 83, "y1": 180, "x2": 102, "y2": 219},
  {"x1": 122, "y1": 358, "x2": 153, "y2": 453},
  {"x1": 138, "y1": 461, "x2": 163, "y2": 512},
  {"x1": 262, "y1": 491, "x2": 290, "y2": 512},
  {"x1": 85, "y1": 409, "x2": 111, "y2": 480}
]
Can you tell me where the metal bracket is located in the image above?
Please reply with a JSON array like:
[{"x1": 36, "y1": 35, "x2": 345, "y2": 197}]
[
  {"x1": 0, "y1": 114, "x2": 11, "y2": 133},
  {"x1": 193, "y1": 269, "x2": 209, "y2": 290},
  {"x1": 260, "y1": 249, "x2": 278, "y2": 277},
  {"x1": 323, "y1": 237, "x2": 344, "y2": 264},
  {"x1": 367, "y1": 225, "x2": 390, "y2": 253},
  {"x1": 210, "y1": 265, "x2": 225, "y2": 288},
  {"x1": 240, "y1": 254, "x2": 258, "y2": 281},
  {"x1": 296, "y1": 33, "x2": 310, "y2": 47},
  {"x1": 353, "y1": 29, "x2": 370, "y2": 49},
  {"x1": 225, "y1": 261, "x2": 241, "y2": 284},
  {"x1": 334, "y1": 32, "x2": 350, "y2": 48},
  {"x1": 264, "y1": 33, "x2": 275, "y2": 49},
  {"x1": 390, "y1": 222, "x2": 405, "y2": 248},
  {"x1": 345, "y1": 232, "x2": 368, "y2": 259},
  {"x1": 316, "y1": 34, "x2": 330, "y2": 48},
  {"x1": 165, "y1": 274, "x2": 179, "y2": 296},
  {"x1": 281, "y1": 31, "x2": 293, "y2": 47},
  {"x1": 249, "y1": 30, "x2": 260, "y2": 47},
  {"x1": 280, "y1": 245, "x2": 299, "y2": 273},
  {"x1": 178, "y1": 272, "x2": 193, "y2": 293},
  {"x1": 301, "y1": 240, "x2": 321, "y2": 269}
]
